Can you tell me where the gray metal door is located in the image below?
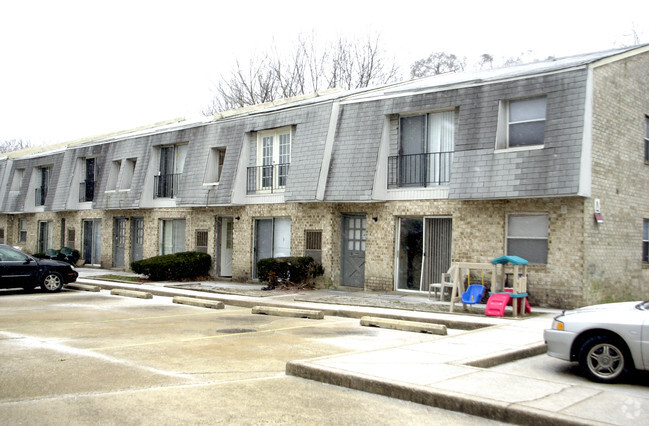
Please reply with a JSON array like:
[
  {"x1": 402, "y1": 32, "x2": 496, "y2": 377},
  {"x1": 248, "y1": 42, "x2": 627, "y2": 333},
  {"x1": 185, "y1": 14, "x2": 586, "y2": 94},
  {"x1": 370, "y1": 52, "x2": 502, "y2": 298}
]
[
  {"x1": 113, "y1": 218, "x2": 126, "y2": 268},
  {"x1": 341, "y1": 214, "x2": 366, "y2": 288},
  {"x1": 131, "y1": 217, "x2": 144, "y2": 263}
]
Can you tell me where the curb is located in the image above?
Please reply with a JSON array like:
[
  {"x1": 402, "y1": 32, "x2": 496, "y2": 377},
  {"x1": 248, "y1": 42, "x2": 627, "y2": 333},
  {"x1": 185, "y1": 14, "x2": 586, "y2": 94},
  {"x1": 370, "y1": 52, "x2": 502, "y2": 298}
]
[
  {"x1": 252, "y1": 306, "x2": 324, "y2": 319},
  {"x1": 286, "y1": 361, "x2": 599, "y2": 426},
  {"x1": 173, "y1": 296, "x2": 224, "y2": 309},
  {"x1": 66, "y1": 283, "x2": 100, "y2": 292},
  {"x1": 360, "y1": 316, "x2": 447, "y2": 335},
  {"x1": 110, "y1": 289, "x2": 153, "y2": 299}
]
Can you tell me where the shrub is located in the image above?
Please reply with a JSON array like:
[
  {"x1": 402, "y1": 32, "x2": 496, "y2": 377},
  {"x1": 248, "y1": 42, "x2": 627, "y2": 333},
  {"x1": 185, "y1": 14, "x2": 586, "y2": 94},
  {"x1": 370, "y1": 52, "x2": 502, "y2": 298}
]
[
  {"x1": 257, "y1": 256, "x2": 324, "y2": 288},
  {"x1": 131, "y1": 251, "x2": 212, "y2": 281}
]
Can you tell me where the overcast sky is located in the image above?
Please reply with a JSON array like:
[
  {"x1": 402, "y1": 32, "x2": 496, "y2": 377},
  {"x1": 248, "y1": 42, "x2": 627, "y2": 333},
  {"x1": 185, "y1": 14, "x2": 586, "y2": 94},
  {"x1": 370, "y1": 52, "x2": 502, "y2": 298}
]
[{"x1": 1, "y1": 0, "x2": 647, "y2": 145}]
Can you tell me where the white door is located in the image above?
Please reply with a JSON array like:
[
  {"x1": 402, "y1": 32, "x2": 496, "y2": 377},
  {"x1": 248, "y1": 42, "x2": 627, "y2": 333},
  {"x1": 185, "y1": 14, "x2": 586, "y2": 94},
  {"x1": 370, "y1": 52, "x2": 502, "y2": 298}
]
[{"x1": 220, "y1": 218, "x2": 233, "y2": 277}]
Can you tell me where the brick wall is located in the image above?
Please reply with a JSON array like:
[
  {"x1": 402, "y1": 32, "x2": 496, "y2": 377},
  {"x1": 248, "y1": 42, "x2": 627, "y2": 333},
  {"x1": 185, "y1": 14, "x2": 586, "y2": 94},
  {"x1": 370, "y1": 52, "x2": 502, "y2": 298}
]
[{"x1": 585, "y1": 52, "x2": 649, "y2": 304}]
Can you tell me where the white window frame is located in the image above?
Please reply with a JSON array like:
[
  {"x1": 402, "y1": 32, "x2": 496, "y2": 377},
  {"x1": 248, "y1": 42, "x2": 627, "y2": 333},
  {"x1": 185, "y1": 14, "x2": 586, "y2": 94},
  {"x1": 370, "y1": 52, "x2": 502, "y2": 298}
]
[
  {"x1": 496, "y1": 96, "x2": 547, "y2": 151},
  {"x1": 10, "y1": 168, "x2": 24, "y2": 192},
  {"x1": 506, "y1": 213, "x2": 549, "y2": 264},
  {"x1": 204, "y1": 147, "x2": 226, "y2": 185},
  {"x1": 159, "y1": 219, "x2": 186, "y2": 255},
  {"x1": 19, "y1": 219, "x2": 27, "y2": 243},
  {"x1": 256, "y1": 127, "x2": 292, "y2": 191},
  {"x1": 643, "y1": 219, "x2": 649, "y2": 264},
  {"x1": 106, "y1": 160, "x2": 121, "y2": 192}
]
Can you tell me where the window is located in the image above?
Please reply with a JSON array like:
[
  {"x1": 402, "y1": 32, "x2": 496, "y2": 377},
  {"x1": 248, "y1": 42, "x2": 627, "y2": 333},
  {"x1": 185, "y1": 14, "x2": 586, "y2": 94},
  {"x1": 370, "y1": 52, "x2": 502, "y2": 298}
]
[
  {"x1": 11, "y1": 168, "x2": 24, "y2": 191},
  {"x1": 196, "y1": 229, "x2": 208, "y2": 253},
  {"x1": 389, "y1": 111, "x2": 454, "y2": 188},
  {"x1": 204, "y1": 147, "x2": 226, "y2": 184},
  {"x1": 644, "y1": 117, "x2": 649, "y2": 163},
  {"x1": 106, "y1": 160, "x2": 121, "y2": 191},
  {"x1": 305, "y1": 230, "x2": 323, "y2": 263},
  {"x1": 19, "y1": 219, "x2": 27, "y2": 243},
  {"x1": 506, "y1": 214, "x2": 549, "y2": 264},
  {"x1": 643, "y1": 219, "x2": 648, "y2": 263},
  {"x1": 122, "y1": 158, "x2": 136, "y2": 190},
  {"x1": 253, "y1": 217, "x2": 291, "y2": 278},
  {"x1": 159, "y1": 219, "x2": 186, "y2": 255},
  {"x1": 155, "y1": 144, "x2": 187, "y2": 198},
  {"x1": 0, "y1": 228, "x2": 4, "y2": 244},
  {"x1": 248, "y1": 127, "x2": 292, "y2": 193},
  {"x1": 496, "y1": 96, "x2": 547, "y2": 149},
  {"x1": 36, "y1": 167, "x2": 50, "y2": 206},
  {"x1": 80, "y1": 158, "x2": 96, "y2": 202}
]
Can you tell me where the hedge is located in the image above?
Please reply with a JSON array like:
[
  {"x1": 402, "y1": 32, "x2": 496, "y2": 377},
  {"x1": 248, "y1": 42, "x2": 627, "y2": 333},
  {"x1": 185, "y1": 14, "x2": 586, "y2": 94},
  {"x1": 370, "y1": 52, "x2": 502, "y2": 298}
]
[
  {"x1": 257, "y1": 256, "x2": 324, "y2": 287},
  {"x1": 131, "y1": 251, "x2": 212, "y2": 281}
]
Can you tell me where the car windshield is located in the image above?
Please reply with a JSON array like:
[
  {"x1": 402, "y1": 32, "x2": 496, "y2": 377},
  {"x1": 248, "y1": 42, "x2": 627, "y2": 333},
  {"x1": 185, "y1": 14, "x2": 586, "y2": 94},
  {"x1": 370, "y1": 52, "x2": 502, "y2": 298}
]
[
  {"x1": 636, "y1": 301, "x2": 649, "y2": 311},
  {"x1": 0, "y1": 246, "x2": 29, "y2": 262}
]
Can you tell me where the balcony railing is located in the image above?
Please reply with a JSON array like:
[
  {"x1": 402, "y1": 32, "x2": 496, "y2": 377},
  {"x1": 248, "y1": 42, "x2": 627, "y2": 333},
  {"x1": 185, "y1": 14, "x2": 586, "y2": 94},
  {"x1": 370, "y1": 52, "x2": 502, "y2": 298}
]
[
  {"x1": 79, "y1": 180, "x2": 95, "y2": 202},
  {"x1": 35, "y1": 186, "x2": 48, "y2": 206},
  {"x1": 388, "y1": 152, "x2": 453, "y2": 188},
  {"x1": 154, "y1": 173, "x2": 180, "y2": 198},
  {"x1": 247, "y1": 163, "x2": 289, "y2": 194}
]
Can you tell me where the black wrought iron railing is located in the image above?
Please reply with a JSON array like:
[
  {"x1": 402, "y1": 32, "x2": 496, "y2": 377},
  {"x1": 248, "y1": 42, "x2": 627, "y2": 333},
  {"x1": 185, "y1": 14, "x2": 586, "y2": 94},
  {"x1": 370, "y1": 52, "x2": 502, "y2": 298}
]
[
  {"x1": 247, "y1": 163, "x2": 289, "y2": 194},
  {"x1": 387, "y1": 152, "x2": 453, "y2": 188},
  {"x1": 35, "y1": 186, "x2": 48, "y2": 206},
  {"x1": 79, "y1": 180, "x2": 95, "y2": 202},
  {"x1": 153, "y1": 173, "x2": 181, "y2": 198}
]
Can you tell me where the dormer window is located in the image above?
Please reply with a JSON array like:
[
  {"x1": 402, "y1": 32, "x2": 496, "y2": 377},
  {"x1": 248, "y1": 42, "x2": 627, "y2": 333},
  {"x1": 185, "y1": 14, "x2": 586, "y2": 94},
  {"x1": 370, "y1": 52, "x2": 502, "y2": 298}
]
[
  {"x1": 35, "y1": 167, "x2": 50, "y2": 206},
  {"x1": 496, "y1": 96, "x2": 547, "y2": 150},
  {"x1": 79, "y1": 158, "x2": 95, "y2": 202},
  {"x1": 154, "y1": 144, "x2": 187, "y2": 198},
  {"x1": 247, "y1": 127, "x2": 292, "y2": 194}
]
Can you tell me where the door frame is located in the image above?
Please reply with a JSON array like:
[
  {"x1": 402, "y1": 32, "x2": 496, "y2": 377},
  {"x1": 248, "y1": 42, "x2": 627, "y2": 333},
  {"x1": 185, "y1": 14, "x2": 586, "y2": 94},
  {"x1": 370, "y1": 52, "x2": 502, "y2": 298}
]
[{"x1": 393, "y1": 216, "x2": 452, "y2": 292}]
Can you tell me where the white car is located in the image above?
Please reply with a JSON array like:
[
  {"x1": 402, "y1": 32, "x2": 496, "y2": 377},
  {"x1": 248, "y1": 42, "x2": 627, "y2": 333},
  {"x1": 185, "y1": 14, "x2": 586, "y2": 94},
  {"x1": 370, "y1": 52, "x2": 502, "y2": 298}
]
[{"x1": 544, "y1": 301, "x2": 649, "y2": 383}]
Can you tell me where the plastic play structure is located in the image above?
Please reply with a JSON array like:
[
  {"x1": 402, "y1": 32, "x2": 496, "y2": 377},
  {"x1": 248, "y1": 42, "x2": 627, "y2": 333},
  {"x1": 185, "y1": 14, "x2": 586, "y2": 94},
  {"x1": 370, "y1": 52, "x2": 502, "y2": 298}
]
[
  {"x1": 441, "y1": 256, "x2": 531, "y2": 317},
  {"x1": 485, "y1": 256, "x2": 531, "y2": 317}
]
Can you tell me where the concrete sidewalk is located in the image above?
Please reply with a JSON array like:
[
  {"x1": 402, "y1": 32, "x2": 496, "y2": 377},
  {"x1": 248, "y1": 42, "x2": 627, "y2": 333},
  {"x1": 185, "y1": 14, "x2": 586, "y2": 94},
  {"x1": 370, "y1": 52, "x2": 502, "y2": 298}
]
[{"x1": 73, "y1": 269, "x2": 648, "y2": 426}]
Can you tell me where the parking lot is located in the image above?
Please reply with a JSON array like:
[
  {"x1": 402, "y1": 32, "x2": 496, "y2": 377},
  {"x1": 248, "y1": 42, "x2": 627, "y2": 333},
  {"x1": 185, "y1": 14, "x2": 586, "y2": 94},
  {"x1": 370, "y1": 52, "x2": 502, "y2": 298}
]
[{"x1": 0, "y1": 290, "x2": 504, "y2": 425}]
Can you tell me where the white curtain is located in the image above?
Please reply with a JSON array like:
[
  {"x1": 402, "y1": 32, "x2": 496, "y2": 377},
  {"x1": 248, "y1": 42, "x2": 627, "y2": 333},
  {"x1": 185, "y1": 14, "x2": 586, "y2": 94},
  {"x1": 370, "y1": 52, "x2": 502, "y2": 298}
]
[{"x1": 427, "y1": 111, "x2": 454, "y2": 184}]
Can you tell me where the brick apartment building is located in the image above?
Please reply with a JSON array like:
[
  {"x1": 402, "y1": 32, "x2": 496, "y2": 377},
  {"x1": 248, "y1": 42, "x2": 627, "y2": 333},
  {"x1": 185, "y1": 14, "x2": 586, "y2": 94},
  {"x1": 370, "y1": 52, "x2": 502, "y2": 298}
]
[{"x1": 1, "y1": 44, "x2": 648, "y2": 308}]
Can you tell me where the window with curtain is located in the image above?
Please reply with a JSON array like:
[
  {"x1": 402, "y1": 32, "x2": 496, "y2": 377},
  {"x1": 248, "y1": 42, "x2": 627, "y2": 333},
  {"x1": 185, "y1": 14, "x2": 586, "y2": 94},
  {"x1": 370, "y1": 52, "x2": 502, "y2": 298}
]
[
  {"x1": 497, "y1": 96, "x2": 547, "y2": 149},
  {"x1": 396, "y1": 110, "x2": 454, "y2": 187},
  {"x1": 159, "y1": 219, "x2": 186, "y2": 255},
  {"x1": 506, "y1": 214, "x2": 549, "y2": 264}
]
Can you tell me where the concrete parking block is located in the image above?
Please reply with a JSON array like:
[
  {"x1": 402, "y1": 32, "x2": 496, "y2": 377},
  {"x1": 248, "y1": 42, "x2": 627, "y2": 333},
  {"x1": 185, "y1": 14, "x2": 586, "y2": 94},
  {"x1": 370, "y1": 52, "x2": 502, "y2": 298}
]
[
  {"x1": 252, "y1": 306, "x2": 324, "y2": 319},
  {"x1": 110, "y1": 289, "x2": 153, "y2": 299},
  {"x1": 66, "y1": 283, "x2": 101, "y2": 292},
  {"x1": 173, "y1": 296, "x2": 225, "y2": 309},
  {"x1": 360, "y1": 316, "x2": 447, "y2": 335}
]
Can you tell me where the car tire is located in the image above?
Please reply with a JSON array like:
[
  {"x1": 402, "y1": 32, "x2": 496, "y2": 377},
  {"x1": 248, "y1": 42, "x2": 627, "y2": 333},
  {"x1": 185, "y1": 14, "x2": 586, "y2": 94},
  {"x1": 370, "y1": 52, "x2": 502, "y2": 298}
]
[
  {"x1": 41, "y1": 272, "x2": 63, "y2": 293},
  {"x1": 578, "y1": 335, "x2": 630, "y2": 383}
]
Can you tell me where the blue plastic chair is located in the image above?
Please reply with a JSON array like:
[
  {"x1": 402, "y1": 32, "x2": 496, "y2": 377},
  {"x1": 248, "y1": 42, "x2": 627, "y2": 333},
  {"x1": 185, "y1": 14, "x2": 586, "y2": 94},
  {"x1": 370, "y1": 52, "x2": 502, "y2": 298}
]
[{"x1": 462, "y1": 284, "x2": 485, "y2": 305}]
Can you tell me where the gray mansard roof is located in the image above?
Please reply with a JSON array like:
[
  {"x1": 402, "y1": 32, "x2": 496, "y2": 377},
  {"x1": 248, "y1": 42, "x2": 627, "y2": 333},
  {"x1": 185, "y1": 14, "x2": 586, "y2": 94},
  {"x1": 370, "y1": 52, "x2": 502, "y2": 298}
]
[{"x1": 0, "y1": 44, "x2": 647, "y2": 211}]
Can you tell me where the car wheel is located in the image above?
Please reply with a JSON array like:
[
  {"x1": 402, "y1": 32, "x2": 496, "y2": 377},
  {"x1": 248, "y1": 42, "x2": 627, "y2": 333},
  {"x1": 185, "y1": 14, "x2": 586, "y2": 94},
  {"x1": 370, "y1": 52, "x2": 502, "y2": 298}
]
[
  {"x1": 41, "y1": 272, "x2": 63, "y2": 293},
  {"x1": 578, "y1": 335, "x2": 630, "y2": 383}
]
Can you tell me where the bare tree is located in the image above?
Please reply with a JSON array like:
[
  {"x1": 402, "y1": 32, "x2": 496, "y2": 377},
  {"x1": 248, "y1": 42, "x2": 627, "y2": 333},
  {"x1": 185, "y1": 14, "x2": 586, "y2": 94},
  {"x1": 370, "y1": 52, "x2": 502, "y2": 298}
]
[
  {"x1": 204, "y1": 33, "x2": 399, "y2": 115},
  {"x1": 0, "y1": 138, "x2": 32, "y2": 154},
  {"x1": 409, "y1": 52, "x2": 466, "y2": 79}
]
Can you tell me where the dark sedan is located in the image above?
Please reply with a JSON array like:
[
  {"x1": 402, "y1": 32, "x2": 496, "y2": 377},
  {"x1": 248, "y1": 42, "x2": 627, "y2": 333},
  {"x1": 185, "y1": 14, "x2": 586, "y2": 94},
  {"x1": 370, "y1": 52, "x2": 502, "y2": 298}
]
[{"x1": 0, "y1": 244, "x2": 78, "y2": 292}]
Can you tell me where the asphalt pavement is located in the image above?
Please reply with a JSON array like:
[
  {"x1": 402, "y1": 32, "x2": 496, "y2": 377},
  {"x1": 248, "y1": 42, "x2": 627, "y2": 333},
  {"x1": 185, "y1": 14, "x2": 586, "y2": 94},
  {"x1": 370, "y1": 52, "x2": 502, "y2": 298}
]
[{"x1": 73, "y1": 268, "x2": 648, "y2": 426}]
